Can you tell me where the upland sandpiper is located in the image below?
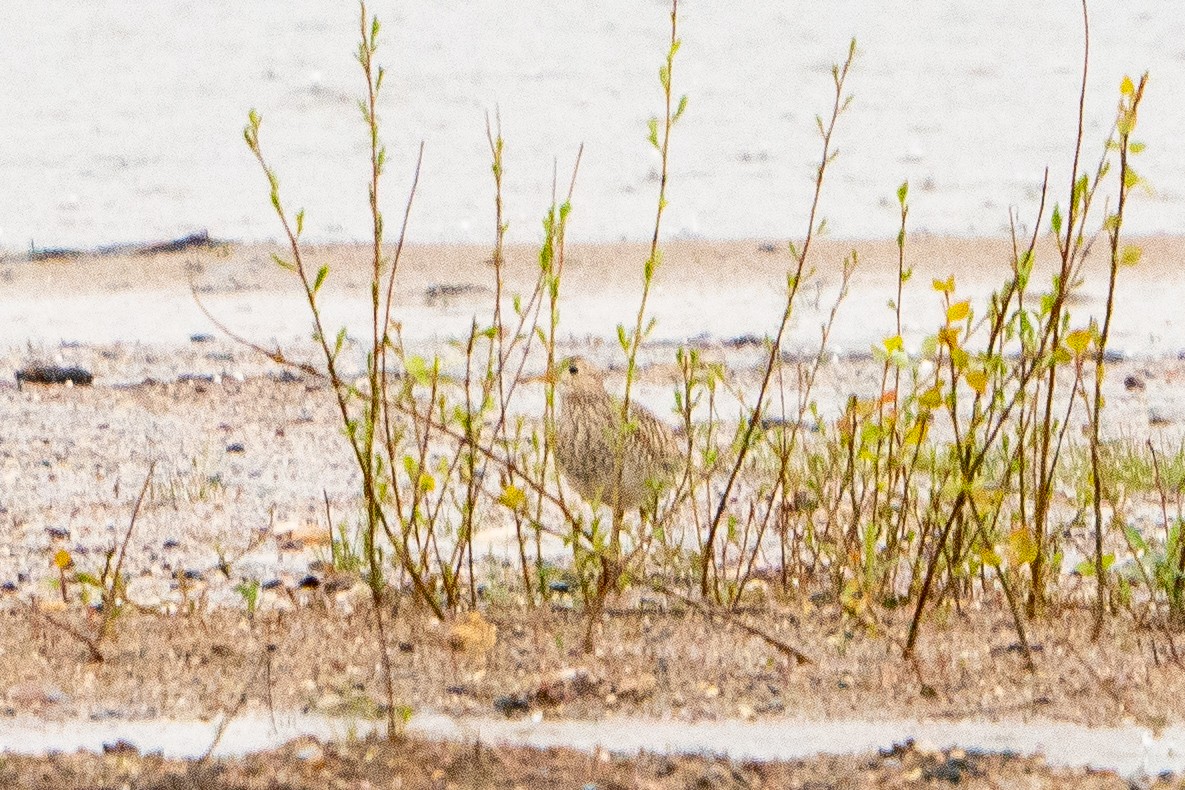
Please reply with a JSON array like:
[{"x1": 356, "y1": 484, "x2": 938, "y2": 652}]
[{"x1": 549, "y1": 356, "x2": 682, "y2": 514}]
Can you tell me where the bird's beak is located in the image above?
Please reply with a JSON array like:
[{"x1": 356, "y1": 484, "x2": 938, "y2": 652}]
[{"x1": 526, "y1": 368, "x2": 557, "y2": 385}]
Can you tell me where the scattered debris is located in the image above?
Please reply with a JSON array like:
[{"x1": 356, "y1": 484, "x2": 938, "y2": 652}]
[
  {"x1": 535, "y1": 666, "x2": 599, "y2": 706},
  {"x1": 448, "y1": 611, "x2": 498, "y2": 657},
  {"x1": 424, "y1": 282, "x2": 491, "y2": 307},
  {"x1": 27, "y1": 231, "x2": 220, "y2": 262}
]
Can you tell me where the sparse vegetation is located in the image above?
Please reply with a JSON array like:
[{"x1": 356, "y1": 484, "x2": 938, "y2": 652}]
[
  {"x1": 216, "y1": 0, "x2": 1169, "y2": 745},
  {"x1": 9, "y1": 0, "x2": 1178, "y2": 777}
]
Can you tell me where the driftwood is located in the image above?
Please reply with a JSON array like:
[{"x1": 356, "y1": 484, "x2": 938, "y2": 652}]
[
  {"x1": 27, "y1": 231, "x2": 219, "y2": 262},
  {"x1": 15, "y1": 365, "x2": 93, "y2": 388}
]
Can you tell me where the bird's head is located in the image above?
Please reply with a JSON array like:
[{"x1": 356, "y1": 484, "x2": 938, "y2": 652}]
[{"x1": 534, "y1": 355, "x2": 606, "y2": 399}]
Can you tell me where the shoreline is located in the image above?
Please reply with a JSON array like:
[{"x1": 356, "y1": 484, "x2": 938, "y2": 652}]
[{"x1": 2, "y1": 234, "x2": 1184, "y2": 355}]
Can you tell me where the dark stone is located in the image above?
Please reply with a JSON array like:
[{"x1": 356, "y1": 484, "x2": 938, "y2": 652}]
[
  {"x1": 1103, "y1": 349, "x2": 1127, "y2": 363},
  {"x1": 101, "y1": 739, "x2": 140, "y2": 755},
  {"x1": 492, "y1": 694, "x2": 532, "y2": 717}
]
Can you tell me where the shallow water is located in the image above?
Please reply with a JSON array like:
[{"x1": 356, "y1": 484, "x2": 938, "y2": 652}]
[
  {"x1": 3, "y1": 710, "x2": 1183, "y2": 776},
  {"x1": 2, "y1": 1, "x2": 1183, "y2": 251}
]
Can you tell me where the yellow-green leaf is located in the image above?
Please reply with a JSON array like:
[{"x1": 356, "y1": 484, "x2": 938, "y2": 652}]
[
  {"x1": 946, "y1": 300, "x2": 970, "y2": 323},
  {"x1": 919, "y1": 386, "x2": 944, "y2": 410},
  {"x1": 498, "y1": 484, "x2": 526, "y2": 511},
  {"x1": 1120, "y1": 245, "x2": 1142, "y2": 267},
  {"x1": 1008, "y1": 527, "x2": 1038, "y2": 566},
  {"x1": 1120, "y1": 75, "x2": 1135, "y2": 96},
  {"x1": 904, "y1": 421, "x2": 929, "y2": 446},
  {"x1": 932, "y1": 275, "x2": 955, "y2": 295},
  {"x1": 965, "y1": 369, "x2": 987, "y2": 395},
  {"x1": 978, "y1": 546, "x2": 1002, "y2": 568},
  {"x1": 883, "y1": 335, "x2": 904, "y2": 354},
  {"x1": 418, "y1": 473, "x2": 436, "y2": 493},
  {"x1": 1065, "y1": 329, "x2": 1092, "y2": 356}
]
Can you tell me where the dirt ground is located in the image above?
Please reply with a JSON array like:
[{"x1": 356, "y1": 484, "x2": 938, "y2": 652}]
[
  {"x1": 0, "y1": 734, "x2": 1171, "y2": 790},
  {"x1": 5, "y1": 238, "x2": 1185, "y2": 784},
  {"x1": 4, "y1": 600, "x2": 1185, "y2": 734}
]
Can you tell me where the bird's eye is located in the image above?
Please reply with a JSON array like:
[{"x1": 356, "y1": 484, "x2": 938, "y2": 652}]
[{"x1": 568, "y1": 364, "x2": 579, "y2": 375}]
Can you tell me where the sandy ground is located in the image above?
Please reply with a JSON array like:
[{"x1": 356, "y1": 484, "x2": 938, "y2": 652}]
[
  {"x1": 3, "y1": 238, "x2": 1185, "y2": 596},
  {"x1": 4, "y1": 235, "x2": 1185, "y2": 356},
  {"x1": 4, "y1": 238, "x2": 1185, "y2": 782}
]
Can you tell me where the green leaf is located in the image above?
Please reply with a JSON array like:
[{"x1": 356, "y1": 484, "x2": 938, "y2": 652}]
[
  {"x1": 896, "y1": 181, "x2": 909, "y2": 206},
  {"x1": 406, "y1": 355, "x2": 432, "y2": 387},
  {"x1": 313, "y1": 264, "x2": 329, "y2": 294},
  {"x1": 271, "y1": 253, "x2": 296, "y2": 273},
  {"x1": 673, "y1": 94, "x2": 689, "y2": 124},
  {"x1": 1072, "y1": 174, "x2": 1089, "y2": 211},
  {"x1": 1051, "y1": 203, "x2": 1063, "y2": 236}
]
